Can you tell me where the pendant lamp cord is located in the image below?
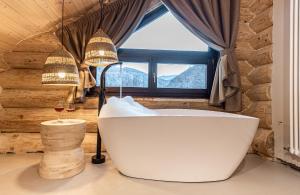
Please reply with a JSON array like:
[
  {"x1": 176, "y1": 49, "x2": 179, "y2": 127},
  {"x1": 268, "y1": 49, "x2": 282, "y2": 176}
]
[
  {"x1": 61, "y1": 0, "x2": 65, "y2": 49},
  {"x1": 61, "y1": 0, "x2": 65, "y2": 63},
  {"x1": 99, "y1": 0, "x2": 104, "y2": 29}
]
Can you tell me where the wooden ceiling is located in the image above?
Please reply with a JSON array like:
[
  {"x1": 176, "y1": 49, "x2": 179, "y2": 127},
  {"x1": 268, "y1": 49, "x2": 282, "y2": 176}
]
[{"x1": 0, "y1": 0, "x2": 101, "y2": 53}]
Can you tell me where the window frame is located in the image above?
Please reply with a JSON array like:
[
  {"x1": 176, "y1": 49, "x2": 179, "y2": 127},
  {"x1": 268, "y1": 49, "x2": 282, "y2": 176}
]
[
  {"x1": 104, "y1": 49, "x2": 217, "y2": 98},
  {"x1": 90, "y1": 5, "x2": 219, "y2": 99}
]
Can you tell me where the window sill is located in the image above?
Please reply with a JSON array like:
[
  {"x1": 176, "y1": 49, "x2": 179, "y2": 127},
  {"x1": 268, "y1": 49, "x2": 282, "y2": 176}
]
[{"x1": 134, "y1": 97, "x2": 208, "y2": 103}]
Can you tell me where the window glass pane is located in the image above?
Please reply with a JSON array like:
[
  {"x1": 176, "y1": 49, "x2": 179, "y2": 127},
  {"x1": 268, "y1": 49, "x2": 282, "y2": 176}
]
[
  {"x1": 157, "y1": 63, "x2": 207, "y2": 89},
  {"x1": 120, "y1": 12, "x2": 208, "y2": 51},
  {"x1": 97, "y1": 62, "x2": 148, "y2": 88}
]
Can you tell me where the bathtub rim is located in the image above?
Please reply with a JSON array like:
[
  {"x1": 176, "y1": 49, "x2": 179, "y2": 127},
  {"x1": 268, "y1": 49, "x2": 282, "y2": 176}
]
[{"x1": 99, "y1": 108, "x2": 259, "y2": 120}]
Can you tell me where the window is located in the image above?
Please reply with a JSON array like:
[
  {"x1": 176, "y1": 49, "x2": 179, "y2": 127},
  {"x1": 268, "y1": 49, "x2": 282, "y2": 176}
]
[
  {"x1": 97, "y1": 62, "x2": 149, "y2": 88},
  {"x1": 157, "y1": 63, "x2": 207, "y2": 89},
  {"x1": 94, "y1": 5, "x2": 218, "y2": 98}
]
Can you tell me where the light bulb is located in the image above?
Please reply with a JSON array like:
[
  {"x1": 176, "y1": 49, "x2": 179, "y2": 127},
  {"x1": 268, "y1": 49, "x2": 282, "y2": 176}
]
[
  {"x1": 58, "y1": 72, "x2": 66, "y2": 78},
  {"x1": 99, "y1": 50, "x2": 105, "y2": 56}
]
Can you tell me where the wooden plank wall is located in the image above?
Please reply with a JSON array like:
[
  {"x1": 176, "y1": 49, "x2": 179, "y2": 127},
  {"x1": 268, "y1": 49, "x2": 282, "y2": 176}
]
[{"x1": 0, "y1": 0, "x2": 274, "y2": 157}]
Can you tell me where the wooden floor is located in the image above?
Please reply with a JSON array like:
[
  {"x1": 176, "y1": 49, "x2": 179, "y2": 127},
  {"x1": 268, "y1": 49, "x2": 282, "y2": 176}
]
[{"x1": 0, "y1": 154, "x2": 300, "y2": 195}]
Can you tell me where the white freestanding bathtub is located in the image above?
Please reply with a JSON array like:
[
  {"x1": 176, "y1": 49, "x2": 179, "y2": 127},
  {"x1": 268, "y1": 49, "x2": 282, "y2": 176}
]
[{"x1": 98, "y1": 97, "x2": 259, "y2": 182}]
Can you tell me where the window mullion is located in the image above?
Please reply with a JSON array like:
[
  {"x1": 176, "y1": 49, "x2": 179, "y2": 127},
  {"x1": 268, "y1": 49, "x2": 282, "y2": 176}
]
[
  {"x1": 153, "y1": 60, "x2": 157, "y2": 89},
  {"x1": 149, "y1": 58, "x2": 157, "y2": 92}
]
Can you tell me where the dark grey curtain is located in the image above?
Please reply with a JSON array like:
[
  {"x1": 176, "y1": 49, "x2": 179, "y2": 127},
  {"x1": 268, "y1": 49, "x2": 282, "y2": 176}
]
[
  {"x1": 162, "y1": 0, "x2": 241, "y2": 111},
  {"x1": 56, "y1": 0, "x2": 151, "y2": 102}
]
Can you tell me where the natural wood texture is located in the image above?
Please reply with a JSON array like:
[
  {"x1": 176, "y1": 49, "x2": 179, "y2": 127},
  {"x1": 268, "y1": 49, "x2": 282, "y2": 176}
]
[
  {"x1": 0, "y1": 132, "x2": 43, "y2": 153},
  {"x1": 0, "y1": 69, "x2": 69, "y2": 89},
  {"x1": 237, "y1": 22, "x2": 256, "y2": 41},
  {"x1": 0, "y1": 89, "x2": 68, "y2": 108},
  {"x1": 4, "y1": 52, "x2": 49, "y2": 69},
  {"x1": 0, "y1": 69, "x2": 45, "y2": 89},
  {"x1": 240, "y1": 0, "x2": 256, "y2": 8},
  {"x1": 0, "y1": 54, "x2": 9, "y2": 72},
  {"x1": 0, "y1": 108, "x2": 98, "y2": 133},
  {"x1": 242, "y1": 93, "x2": 252, "y2": 111},
  {"x1": 252, "y1": 129, "x2": 274, "y2": 157},
  {"x1": 250, "y1": 0, "x2": 273, "y2": 14},
  {"x1": 250, "y1": 27, "x2": 272, "y2": 49},
  {"x1": 39, "y1": 119, "x2": 86, "y2": 179},
  {"x1": 248, "y1": 64, "x2": 272, "y2": 85},
  {"x1": 0, "y1": 55, "x2": 6, "y2": 110},
  {"x1": 235, "y1": 41, "x2": 253, "y2": 50},
  {"x1": 13, "y1": 32, "x2": 59, "y2": 53},
  {"x1": 249, "y1": 7, "x2": 273, "y2": 33},
  {"x1": 139, "y1": 98, "x2": 222, "y2": 110},
  {"x1": 246, "y1": 84, "x2": 271, "y2": 101},
  {"x1": 2, "y1": 32, "x2": 60, "y2": 71},
  {"x1": 241, "y1": 76, "x2": 253, "y2": 92},
  {"x1": 240, "y1": 8, "x2": 255, "y2": 23},
  {"x1": 0, "y1": 0, "x2": 157, "y2": 54},
  {"x1": 0, "y1": 132, "x2": 99, "y2": 154},
  {"x1": 0, "y1": 86, "x2": 2, "y2": 110},
  {"x1": 238, "y1": 61, "x2": 255, "y2": 76},
  {"x1": 243, "y1": 101, "x2": 272, "y2": 129},
  {"x1": 0, "y1": 97, "x2": 222, "y2": 134},
  {"x1": 238, "y1": 1, "x2": 274, "y2": 157},
  {"x1": 0, "y1": 0, "x2": 100, "y2": 53},
  {"x1": 249, "y1": 46, "x2": 273, "y2": 67},
  {"x1": 235, "y1": 48, "x2": 255, "y2": 60}
]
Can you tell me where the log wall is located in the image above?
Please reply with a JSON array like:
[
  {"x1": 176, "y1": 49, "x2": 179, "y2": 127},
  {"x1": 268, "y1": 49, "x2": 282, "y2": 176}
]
[
  {"x1": 0, "y1": 32, "x2": 219, "y2": 153},
  {"x1": 238, "y1": 0, "x2": 273, "y2": 157},
  {"x1": 0, "y1": 0, "x2": 274, "y2": 157}
]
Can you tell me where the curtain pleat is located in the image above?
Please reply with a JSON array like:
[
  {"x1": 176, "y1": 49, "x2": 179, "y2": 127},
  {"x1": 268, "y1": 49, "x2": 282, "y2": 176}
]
[
  {"x1": 162, "y1": 0, "x2": 241, "y2": 111},
  {"x1": 56, "y1": 0, "x2": 241, "y2": 111}
]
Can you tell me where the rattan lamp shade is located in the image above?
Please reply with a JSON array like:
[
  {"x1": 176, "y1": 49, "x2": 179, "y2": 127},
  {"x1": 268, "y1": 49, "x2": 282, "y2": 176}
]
[
  {"x1": 42, "y1": 49, "x2": 80, "y2": 86},
  {"x1": 85, "y1": 29, "x2": 118, "y2": 67}
]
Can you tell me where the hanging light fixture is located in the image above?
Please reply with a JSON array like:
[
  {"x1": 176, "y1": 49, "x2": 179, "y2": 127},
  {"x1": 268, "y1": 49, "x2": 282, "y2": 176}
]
[
  {"x1": 42, "y1": 0, "x2": 79, "y2": 86},
  {"x1": 85, "y1": 0, "x2": 118, "y2": 67},
  {"x1": 87, "y1": 0, "x2": 121, "y2": 165}
]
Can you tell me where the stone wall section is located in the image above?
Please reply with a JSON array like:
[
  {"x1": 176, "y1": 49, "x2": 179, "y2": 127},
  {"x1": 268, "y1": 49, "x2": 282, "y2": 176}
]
[{"x1": 237, "y1": 0, "x2": 273, "y2": 157}]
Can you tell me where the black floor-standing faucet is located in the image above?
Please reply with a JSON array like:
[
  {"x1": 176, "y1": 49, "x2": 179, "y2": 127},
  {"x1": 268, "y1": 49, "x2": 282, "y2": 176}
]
[{"x1": 92, "y1": 62, "x2": 123, "y2": 164}]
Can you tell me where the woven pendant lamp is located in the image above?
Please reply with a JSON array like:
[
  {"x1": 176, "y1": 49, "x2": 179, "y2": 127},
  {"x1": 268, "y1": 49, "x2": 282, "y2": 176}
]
[
  {"x1": 85, "y1": 29, "x2": 118, "y2": 67},
  {"x1": 41, "y1": 0, "x2": 79, "y2": 86},
  {"x1": 42, "y1": 49, "x2": 79, "y2": 86},
  {"x1": 85, "y1": 0, "x2": 118, "y2": 67}
]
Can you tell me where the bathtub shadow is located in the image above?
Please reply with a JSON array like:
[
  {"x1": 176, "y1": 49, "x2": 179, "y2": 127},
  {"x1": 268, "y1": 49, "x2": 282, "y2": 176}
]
[
  {"x1": 112, "y1": 156, "x2": 265, "y2": 195},
  {"x1": 233, "y1": 155, "x2": 265, "y2": 177},
  {"x1": 17, "y1": 161, "x2": 108, "y2": 193}
]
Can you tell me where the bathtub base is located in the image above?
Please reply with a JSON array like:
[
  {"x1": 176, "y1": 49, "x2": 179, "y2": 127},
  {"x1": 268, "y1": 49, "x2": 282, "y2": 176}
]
[
  {"x1": 119, "y1": 171, "x2": 232, "y2": 183},
  {"x1": 117, "y1": 169, "x2": 233, "y2": 183}
]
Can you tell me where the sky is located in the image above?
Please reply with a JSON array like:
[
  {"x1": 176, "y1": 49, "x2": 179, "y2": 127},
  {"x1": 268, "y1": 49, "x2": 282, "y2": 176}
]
[{"x1": 119, "y1": 12, "x2": 208, "y2": 76}]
